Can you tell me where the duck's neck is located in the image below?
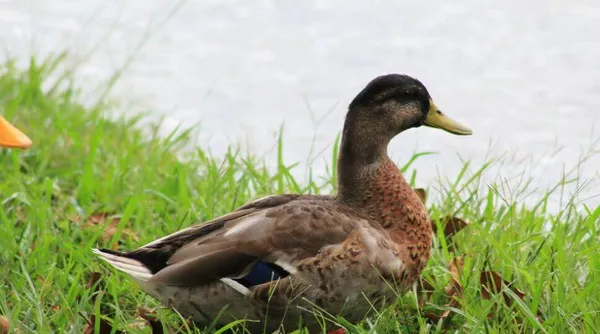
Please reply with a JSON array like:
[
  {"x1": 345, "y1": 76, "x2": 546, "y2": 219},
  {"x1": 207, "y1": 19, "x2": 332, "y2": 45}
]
[
  {"x1": 336, "y1": 123, "x2": 391, "y2": 205},
  {"x1": 336, "y1": 126, "x2": 428, "y2": 231}
]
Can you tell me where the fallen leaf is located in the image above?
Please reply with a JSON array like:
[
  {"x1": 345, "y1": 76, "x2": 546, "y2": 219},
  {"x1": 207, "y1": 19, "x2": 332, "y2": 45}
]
[
  {"x1": 481, "y1": 270, "x2": 533, "y2": 321},
  {"x1": 480, "y1": 271, "x2": 502, "y2": 300},
  {"x1": 414, "y1": 188, "x2": 427, "y2": 204},
  {"x1": 69, "y1": 215, "x2": 82, "y2": 224},
  {"x1": 445, "y1": 257, "x2": 464, "y2": 296},
  {"x1": 126, "y1": 319, "x2": 148, "y2": 330},
  {"x1": 442, "y1": 217, "x2": 470, "y2": 239},
  {"x1": 82, "y1": 314, "x2": 124, "y2": 334},
  {"x1": 431, "y1": 216, "x2": 471, "y2": 240},
  {"x1": 480, "y1": 271, "x2": 526, "y2": 306},
  {"x1": 0, "y1": 316, "x2": 9, "y2": 334},
  {"x1": 175, "y1": 319, "x2": 197, "y2": 333},
  {"x1": 481, "y1": 271, "x2": 544, "y2": 322},
  {"x1": 424, "y1": 296, "x2": 461, "y2": 322},
  {"x1": 15, "y1": 205, "x2": 25, "y2": 221},
  {"x1": 441, "y1": 257, "x2": 464, "y2": 319},
  {"x1": 424, "y1": 256, "x2": 464, "y2": 322},
  {"x1": 138, "y1": 308, "x2": 164, "y2": 334},
  {"x1": 86, "y1": 272, "x2": 102, "y2": 290},
  {"x1": 86, "y1": 272, "x2": 103, "y2": 304},
  {"x1": 83, "y1": 213, "x2": 139, "y2": 244},
  {"x1": 415, "y1": 276, "x2": 435, "y2": 308}
]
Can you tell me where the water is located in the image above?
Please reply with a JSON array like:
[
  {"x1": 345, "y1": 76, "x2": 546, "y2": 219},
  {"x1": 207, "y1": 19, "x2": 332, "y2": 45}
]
[{"x1": 1, "y1": 0, "x2": 599, "y2": 210}]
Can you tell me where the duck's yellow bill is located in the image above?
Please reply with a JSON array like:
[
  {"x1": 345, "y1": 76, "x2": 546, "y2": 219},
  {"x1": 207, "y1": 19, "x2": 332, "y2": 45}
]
[
  {"x1": 0, "y1": 116, "x2": 32, "y2": 149},
  {"x1": 423, "y1": 100, "x2": 472, "y2": 135}
]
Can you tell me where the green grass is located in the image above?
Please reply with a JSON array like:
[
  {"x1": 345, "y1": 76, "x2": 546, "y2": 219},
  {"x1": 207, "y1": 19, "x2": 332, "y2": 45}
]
[{"x1": 0, "y1": 55, "x2": 599, "y2": 333}]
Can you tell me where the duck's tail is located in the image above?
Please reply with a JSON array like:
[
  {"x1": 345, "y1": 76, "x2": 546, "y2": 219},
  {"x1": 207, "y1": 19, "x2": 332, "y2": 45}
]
[{"x1": 92, "y1": 248, "x2": 153, "y2": 282}]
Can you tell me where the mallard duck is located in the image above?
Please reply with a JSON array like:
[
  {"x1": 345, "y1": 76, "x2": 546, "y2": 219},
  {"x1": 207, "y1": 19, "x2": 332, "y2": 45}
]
[
  {"x1": 94, "y1": 74, "x2": 472, "y2": 333},
  {"x1": 0, "y1": 116, "x2": 31, "y2": 149}
]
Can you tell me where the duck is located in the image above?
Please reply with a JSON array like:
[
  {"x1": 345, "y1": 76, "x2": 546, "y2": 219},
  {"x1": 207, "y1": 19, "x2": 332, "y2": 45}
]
[
  {"x1": 0, "y1": 115, "x2": 32, "y2": 149},
  {"x1": 94, "y1": 74, "x2": 472, "y2": 333}
]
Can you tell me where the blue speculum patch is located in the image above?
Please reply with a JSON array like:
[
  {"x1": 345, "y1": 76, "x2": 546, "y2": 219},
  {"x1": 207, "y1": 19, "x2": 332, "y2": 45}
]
[{"x1": 234, "y1": 261, "x2": 290, "y2": 287}]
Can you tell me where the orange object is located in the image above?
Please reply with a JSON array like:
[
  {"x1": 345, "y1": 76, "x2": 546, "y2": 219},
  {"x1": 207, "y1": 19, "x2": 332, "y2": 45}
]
[{"x1": 0, "y1": 116, "x2": 31, "y2": 149}]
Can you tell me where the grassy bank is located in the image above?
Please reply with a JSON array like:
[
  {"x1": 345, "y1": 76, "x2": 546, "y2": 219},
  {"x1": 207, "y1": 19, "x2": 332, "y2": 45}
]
[{"x1": 0, "y1": 56, "x2": 598, "y2": 333}]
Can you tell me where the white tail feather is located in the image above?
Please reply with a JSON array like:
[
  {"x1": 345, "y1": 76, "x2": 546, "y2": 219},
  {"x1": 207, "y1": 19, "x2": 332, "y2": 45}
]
[
  {"x1": 92, "y1": 249, "x2": 153, "y2": 281},
  {"x1": 219, "y1": 278, "x2": 251, "y2": 295}
]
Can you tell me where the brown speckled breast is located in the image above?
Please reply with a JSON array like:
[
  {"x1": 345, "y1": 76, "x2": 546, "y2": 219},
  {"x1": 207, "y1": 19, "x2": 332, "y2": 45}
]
[{"x1": 363, "y1": 160, "x2": 432, "y2": 279}]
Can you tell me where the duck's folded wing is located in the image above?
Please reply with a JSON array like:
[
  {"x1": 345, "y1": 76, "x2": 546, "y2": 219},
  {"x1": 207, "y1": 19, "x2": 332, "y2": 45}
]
[
  {"x1": 142, "y1": 193, "x2": 332, "y2": 250},
  {"x1": 96, "y1": 195, "x2": 315, "y2": 276},
  {"x1": 146, "y1": 200, "x2": 359, "y2": 287}
]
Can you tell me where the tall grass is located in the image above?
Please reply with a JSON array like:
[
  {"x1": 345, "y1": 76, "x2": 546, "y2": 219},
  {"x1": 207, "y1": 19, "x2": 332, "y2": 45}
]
[{"x1": 0, "y1": 55, "x2": 598, "y2": 333}]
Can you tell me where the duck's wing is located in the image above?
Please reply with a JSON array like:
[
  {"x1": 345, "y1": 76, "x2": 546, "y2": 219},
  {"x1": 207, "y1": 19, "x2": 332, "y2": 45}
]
[
  {"x1": 94, "y1": 194, "x2": 346, "y2": 287},
  {"x1": 142, "y1": 193, "x2": 333, "y2": 250}
]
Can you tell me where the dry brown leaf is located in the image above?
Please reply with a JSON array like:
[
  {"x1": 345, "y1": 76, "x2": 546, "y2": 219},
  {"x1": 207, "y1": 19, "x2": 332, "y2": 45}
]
[
  {"x1": 430, "y1": 219, "x2": 438, "y2": 233},
  {"x1": 174, "y1": 319, "x2": 197, "y2": 333},
  {"x1": 424, "y1": 256, "x2": 464, "y2": 322},
  {"x1": 15, "y1": 205, "x2": 25, "y2": 222},
  {"x1": 126, "y1": 319, "x2": 148, "y2": 331},
  {"x1": 138, "y1": 308, "x2": 164, "y2": 334},
  {"x1": 0, "y1": 316, "x2": 9, "y2": 334},
  {"x1": 480, "y1": 271, "x2": 526, "y2": 306},
  {"x1": 423, "y1": 312, "x2": 439, "y2": 321},
  {"x1": 83, "y1": 213, "x2": 139, "y2": 244},
  {"x1": 480, "y1": 270, "x2": 534, "y2": 321},
  {"x1": 442, "y1": 217, "x2": 471, "y2": 239},
  {"x1": 431, "y1": 216, "x2": 471, "y2": 239},
  {"x1": 414, "y1": 188, "x2": 427, "y2": 204},
  {"x1": 445, "y1": 257, "x2": 464, "y2": 296},
  {"x1": 86, "y1": 272, "x2": 103, "y2": 304},
  {"x1": 424, "y1": 297, "x2": 461, "y2": 322},
  {"x1": 82, "y1": 314, "x2": 124, "y2": 334},
  {"x1": 86, "y1": 272, "x2": 102, "y2": 290},
  {"x1": 415, "y1": 276, "x2": 435, "y2": 309},
  {"x1": 480, "y1": 271, "x2": 502, "y2": 300},
  {"x1": 70, "y1": 214, "x2": 82, "y2": 224}
]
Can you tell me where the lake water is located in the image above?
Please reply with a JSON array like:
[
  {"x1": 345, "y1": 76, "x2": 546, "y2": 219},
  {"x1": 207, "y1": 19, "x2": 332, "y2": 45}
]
[{"x1": 1, "y1": 0, "x2": 599, "y2": 210}]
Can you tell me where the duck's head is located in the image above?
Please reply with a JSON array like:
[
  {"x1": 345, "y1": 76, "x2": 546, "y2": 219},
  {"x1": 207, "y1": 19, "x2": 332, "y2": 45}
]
[
  {"x1": 0, "y1": 116, "x2": 32, "y2": 149},
  {"x1": 346, "y1": 74, "x2": 472, "y2": 138}
]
